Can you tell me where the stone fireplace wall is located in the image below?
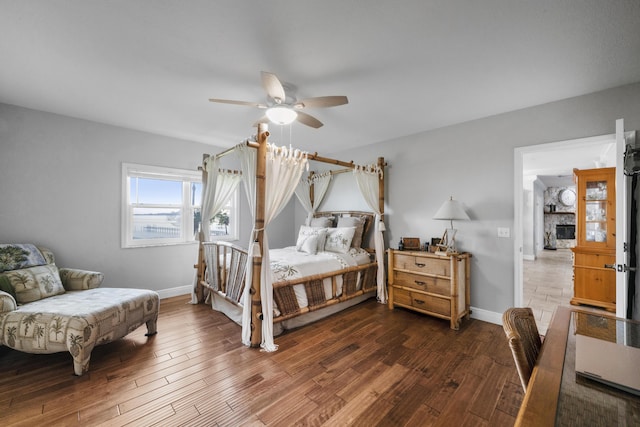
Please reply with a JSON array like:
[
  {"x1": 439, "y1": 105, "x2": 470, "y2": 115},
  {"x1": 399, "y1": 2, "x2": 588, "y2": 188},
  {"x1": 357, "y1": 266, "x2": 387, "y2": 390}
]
[{"x1": 544, "y1": 186, "x2": 576, "y2": 249}]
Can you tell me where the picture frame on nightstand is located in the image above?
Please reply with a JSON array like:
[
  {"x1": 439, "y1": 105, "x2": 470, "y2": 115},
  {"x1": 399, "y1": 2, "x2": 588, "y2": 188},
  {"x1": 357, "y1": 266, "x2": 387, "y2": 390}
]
[{"x1": 401, "y1": 237, "x2": 421, "y2": 251}]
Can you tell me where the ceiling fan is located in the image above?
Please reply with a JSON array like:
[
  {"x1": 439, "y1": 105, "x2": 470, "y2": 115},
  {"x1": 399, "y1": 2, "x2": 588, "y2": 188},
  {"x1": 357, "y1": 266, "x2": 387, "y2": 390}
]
[{"x1": 209, "y1": 71, "x2": 348, "y2": 128}]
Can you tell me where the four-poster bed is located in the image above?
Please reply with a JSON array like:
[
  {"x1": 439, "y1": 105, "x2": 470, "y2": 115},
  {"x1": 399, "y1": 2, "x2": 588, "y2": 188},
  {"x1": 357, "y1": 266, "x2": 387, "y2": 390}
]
[{"x1": 194, "y1": 123, "x2": 386, "y2": 350}]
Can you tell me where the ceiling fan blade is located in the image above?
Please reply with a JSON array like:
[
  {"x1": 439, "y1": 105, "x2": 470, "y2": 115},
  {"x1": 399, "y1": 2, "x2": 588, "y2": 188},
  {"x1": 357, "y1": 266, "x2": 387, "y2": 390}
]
[
  {"x1": 261, "y1": 71, "x2": 286, "y2": 103},
  {"x1": 295, "y1": 95, "x2": 348, "y2": 109},
  {"x1": 296, "y1": 111, "x2": 323, "y2": 128},
  {"x1": 209, "y1": 98, "x2": 267, "y2": 108}
]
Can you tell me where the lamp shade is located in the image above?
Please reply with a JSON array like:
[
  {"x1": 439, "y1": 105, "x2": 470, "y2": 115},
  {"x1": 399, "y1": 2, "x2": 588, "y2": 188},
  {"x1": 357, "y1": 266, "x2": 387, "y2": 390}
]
[
  {"x1": 433, "y1": 197, "x2": 470, "y2": 222},
  {"x1": 265, "y1": 106, "x2": 297, "y2": 125}
]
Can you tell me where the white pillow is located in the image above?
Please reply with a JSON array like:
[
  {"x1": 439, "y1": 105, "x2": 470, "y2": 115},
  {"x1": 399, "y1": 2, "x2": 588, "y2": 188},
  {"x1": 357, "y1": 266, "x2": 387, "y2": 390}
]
[
  {"x1": 296, "y1": 226, "x2": 327, "y2": 253},
  {"x1": 298, "y1": 235, "x2": 319, "y2": 255},
  {"x1": 324, "y1": 226, "x2": 356, "y2": 253},
  {"x1": 337, "y1": 216, "x2": 366, "y2": 248},
  {"x1": 310, "y1": 216, "x2": 334, "y2": 227}
]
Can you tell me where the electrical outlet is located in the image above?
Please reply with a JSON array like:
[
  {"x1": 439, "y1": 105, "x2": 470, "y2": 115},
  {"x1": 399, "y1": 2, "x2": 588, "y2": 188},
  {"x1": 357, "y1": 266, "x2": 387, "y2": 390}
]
[{"x1": 498, "y1": 227, "x2": 510, "y2": 238}]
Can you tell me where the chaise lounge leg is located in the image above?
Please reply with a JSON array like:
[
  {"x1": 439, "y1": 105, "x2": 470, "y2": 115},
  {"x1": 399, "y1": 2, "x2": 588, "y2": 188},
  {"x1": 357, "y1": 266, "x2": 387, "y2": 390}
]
[
  {"x1": 144, "y1": 318, "x2": 158, "y2": 336},
  {"x1": 71, "y1": 345, "x2": 93, "y2": 376}
]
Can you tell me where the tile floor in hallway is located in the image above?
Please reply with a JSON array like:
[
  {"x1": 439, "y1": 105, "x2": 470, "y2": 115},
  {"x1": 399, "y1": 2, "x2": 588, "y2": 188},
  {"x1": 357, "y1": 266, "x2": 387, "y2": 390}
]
[{"x1": 523, "y1": 248, "x2": 574, "y2": 335}]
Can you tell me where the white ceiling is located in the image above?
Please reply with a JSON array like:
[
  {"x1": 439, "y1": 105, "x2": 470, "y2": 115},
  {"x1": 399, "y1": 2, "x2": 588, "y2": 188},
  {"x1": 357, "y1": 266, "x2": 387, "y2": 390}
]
[{"x1": 1, "y1": 1, "x2": 639, "y2": 154}]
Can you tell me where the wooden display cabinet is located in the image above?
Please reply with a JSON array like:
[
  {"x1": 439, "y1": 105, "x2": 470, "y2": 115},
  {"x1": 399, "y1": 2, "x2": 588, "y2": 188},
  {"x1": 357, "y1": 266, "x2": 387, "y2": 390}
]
[
  {"x1": 571, "y1": 167, "x2": 616, "y2": 311},
  {"x1": 387, "y1": 249, "x2": 471, "y2": 329}
]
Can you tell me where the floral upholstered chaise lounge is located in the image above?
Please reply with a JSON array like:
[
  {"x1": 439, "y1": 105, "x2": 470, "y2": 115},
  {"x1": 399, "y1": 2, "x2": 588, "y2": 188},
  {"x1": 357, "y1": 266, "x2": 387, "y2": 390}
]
[{"x1": 0, "y1": 244, "x2": 159, "y2": 375}]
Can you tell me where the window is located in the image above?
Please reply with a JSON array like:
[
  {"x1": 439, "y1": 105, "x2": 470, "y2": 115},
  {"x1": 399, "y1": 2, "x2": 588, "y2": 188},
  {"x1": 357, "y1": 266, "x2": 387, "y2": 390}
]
[
  {"x1": 122, "y1": 163, "x2": 239, "y2": 248},
  {"x1": 191, "y1": 182, "x2": 240, "y2": 242}
]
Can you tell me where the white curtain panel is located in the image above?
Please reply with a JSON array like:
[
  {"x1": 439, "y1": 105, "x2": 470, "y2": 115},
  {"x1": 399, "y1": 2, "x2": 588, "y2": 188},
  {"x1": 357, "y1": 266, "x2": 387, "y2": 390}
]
[
  {"x1": 238, "y1": 143, "x2": 257, "y2": 214},
  {"x1": 354, "y1": 165, "x2": 387, "y2": 303},
  {"x1": 294, "y1": 172, "x2": 331, "y2": 225},
  {"x1": 200, "y1": 155, "x2": 220, "y2": 239},
  {"x1": 250, "y1": 144, "x2": 308, "y2": 351},
  {"x1": 203, "y1": 165, "x2": 242, "y2": 238},
  {"x1": 191, "y1": 156, "x2": 242, "y2": 304},
  {"x1": 237, "y1": 143, "x2": 258, "y2": 346}
]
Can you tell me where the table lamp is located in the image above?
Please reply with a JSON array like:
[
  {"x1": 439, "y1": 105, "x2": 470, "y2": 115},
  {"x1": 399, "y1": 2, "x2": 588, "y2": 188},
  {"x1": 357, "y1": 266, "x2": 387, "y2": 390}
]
[{"x1": 432, "y1": 196, "x2": 470, "y2": 253}]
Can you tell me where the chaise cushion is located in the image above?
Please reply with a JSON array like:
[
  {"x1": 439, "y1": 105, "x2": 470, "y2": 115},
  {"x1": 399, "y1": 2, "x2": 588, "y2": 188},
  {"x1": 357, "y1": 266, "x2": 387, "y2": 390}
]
[{"x1": 2, "y1": 264, "x2": 65, "y2": 304}]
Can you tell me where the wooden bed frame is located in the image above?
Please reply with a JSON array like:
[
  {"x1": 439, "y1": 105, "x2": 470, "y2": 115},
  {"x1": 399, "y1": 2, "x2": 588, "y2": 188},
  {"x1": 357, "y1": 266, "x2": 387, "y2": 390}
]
[
  {"x1": 199, "y1": 211, "x2": 378, "y2": 322},
  {"x1": 194, "y1": 124, "x2": 386, "y2": 347}
]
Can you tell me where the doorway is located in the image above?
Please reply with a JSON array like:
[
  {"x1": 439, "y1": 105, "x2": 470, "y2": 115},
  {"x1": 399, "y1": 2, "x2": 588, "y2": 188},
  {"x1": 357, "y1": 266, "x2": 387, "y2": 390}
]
[{"x1": 514, "y1": 134, "x2": 616, "y2": 334}]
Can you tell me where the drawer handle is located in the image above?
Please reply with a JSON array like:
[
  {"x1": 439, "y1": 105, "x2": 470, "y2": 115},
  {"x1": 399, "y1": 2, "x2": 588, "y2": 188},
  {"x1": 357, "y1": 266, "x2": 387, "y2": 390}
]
[
  {"x1": 604, "y1": 264, "x2": 616, "y2": 270},
  {"x1": 414, "y1": 299, "x2": 425, "y2": 305},
  {"x1": 414, "y1": 281, "x2": 426, "y2": 286},
  {"x1": 415, "y1": 263, "x2": 425, "y2": 267}
]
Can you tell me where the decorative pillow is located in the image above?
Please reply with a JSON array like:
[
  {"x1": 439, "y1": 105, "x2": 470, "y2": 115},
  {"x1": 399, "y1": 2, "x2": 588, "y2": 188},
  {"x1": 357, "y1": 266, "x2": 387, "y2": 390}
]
[
  {"x1": 298, "y1": 235, "x2": 319, "y2": 255},
  {"x1": 310, "y1": 216, "x2": 334, "y2": 228},
  {"x1": 337, "y1": 216, "x2": 366, "y2": 248},
  {"x1": 296, "y1": 226, "x2": 327, "y2": 253},
  {"x1": 37, "y1": 246, "x2": 56, "y2": 265},
  {"x1": 324, "y1": 226, "x2": 356, "y2": 254},
  {"x1": 3, "y1": 264, "x2": 65, "y2": 304},
  {"x1": 0, "y1": 244, "x2": 47, "y2": 273},
  {"x1": 0, "y1": 274, "x2": 17, "y2": 300}
]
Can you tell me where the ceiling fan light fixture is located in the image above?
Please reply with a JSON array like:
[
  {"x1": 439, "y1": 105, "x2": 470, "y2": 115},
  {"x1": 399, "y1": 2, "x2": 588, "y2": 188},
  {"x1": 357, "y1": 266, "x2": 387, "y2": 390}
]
[{"x1": 265, "y1": 106, "x2": 297, "y2": 125}]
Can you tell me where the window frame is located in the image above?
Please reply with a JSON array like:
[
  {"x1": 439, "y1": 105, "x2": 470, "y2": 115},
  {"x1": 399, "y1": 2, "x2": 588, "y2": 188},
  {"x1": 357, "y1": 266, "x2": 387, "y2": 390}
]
[
  {"x1": 122, "y1": 163, "x2": 240, "y2": 248},
  {"x1": 121, "y1": 163, "x2": 200, "y2": 248}
]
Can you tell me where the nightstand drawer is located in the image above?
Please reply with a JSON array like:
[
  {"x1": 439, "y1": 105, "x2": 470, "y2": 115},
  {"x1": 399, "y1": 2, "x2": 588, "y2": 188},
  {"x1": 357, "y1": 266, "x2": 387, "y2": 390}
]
[
  {"x1": 394, "y1": 254, "x2": 450, "y2": 276},
  {"x1": 393, "y1": 287, "x2": 414, "y2": 306},
  {"x1": 395, "y1": 271, "x2": 450, "y2": 296},
  {"x1": 393, "y1": 288, "x2": 451, "y2": 316}
]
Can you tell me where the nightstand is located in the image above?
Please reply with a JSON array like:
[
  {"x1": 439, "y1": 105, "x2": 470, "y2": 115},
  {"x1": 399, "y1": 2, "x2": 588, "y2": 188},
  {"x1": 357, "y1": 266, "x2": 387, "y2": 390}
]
[{"x1": 387, "y1": 249, "x2": 471, "y2": 329}]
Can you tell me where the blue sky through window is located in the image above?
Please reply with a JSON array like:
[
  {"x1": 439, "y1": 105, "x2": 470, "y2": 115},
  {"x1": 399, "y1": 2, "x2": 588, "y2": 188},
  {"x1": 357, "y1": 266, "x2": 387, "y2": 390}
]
[{"x1": 130, "y1": 178, "x2": 195, "y2": 205}]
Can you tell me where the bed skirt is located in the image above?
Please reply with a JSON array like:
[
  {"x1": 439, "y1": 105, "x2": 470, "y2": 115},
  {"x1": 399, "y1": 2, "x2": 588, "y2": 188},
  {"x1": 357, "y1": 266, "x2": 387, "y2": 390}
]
[{"x1": 210, "y1": 290, "x2": 375, "y2": 336}]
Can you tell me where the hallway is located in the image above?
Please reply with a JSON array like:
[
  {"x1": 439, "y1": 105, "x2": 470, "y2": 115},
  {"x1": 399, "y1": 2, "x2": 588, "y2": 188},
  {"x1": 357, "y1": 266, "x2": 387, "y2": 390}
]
[{"x1": 523, "y1": 249, "x2": 574, "y2": 335}]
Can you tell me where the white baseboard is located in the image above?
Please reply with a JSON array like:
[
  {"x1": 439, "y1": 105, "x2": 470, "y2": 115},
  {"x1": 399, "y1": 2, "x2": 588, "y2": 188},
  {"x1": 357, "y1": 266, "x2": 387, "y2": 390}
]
[
  {"x1": 157, "y1": 285, "x2": 191, "y2": 300},
  {"x1": 469, "y1": 306, "x2": 503, "y2": 325},
  {"x1": 154, "y1": 288, "x2": 505, "y2": 326},
  {"x1": 523, "y1": 254, "x2": 535, "y2": 261}
]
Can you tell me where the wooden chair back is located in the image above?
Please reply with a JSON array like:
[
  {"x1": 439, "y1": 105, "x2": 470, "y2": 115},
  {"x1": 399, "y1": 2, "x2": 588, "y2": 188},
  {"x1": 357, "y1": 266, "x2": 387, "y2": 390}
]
[{"x1": 502, "y1": 307, "x2": 542, "y2": 392}]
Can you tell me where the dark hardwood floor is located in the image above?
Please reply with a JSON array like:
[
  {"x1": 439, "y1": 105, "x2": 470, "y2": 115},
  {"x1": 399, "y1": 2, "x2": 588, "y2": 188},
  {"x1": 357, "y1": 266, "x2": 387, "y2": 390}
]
[{"x1": 0, "y1": 296, "x2": 523, "y2": 426}]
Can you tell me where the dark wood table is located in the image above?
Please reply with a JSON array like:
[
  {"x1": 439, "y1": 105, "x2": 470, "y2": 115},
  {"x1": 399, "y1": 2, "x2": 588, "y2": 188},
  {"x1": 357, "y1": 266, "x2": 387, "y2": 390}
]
[{"x1": 516, "y1": 306, "x2": 640, "y2": 426}]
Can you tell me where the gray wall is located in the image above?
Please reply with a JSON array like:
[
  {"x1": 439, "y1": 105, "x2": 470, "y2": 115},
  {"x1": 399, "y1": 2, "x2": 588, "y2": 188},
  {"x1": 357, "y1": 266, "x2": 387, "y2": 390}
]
[
  {"x1": 0, "y1": 104, "x2": 292, "y2": 297},
  {"x1": 321, "y1": 82, "x2": 640, "y2": 320},
  {"x1": 3, "y1": 81, "x2": 640, "y2": 319}
]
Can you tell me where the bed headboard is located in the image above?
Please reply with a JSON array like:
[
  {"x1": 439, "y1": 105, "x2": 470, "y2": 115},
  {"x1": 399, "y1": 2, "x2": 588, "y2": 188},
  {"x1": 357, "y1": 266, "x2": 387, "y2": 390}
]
[{"x1": 313, "y1": 211, "x2": 376, "y2": 249}]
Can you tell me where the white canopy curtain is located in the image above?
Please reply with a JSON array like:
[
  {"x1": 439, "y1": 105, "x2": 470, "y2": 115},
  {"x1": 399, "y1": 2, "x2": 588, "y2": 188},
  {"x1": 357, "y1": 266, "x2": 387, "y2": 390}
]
[
  {"x1": 241, "y1": 143, "x2": 308, "y2": 351},
  {"x1": 236, "y1": 142, "x2": 258, "y2": 346},
  {"x1": 200, "y1": 156, "x2": 243, "y2": 238},
  {"x1": 294, "y1": 171, "x2": 332, "y2": 225},
  {"x1": 354, "y1": 164, "x2": 387, "y2": 303},
  {"x1": 190, "y1": 155, "x2": 243, "y2": 304}
]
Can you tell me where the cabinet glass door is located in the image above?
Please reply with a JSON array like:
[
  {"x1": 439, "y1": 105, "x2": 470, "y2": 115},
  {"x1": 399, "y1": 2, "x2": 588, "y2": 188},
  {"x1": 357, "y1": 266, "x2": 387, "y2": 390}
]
[{"x1": 585, "y1": 180, "x2": 608, "y2": 242}]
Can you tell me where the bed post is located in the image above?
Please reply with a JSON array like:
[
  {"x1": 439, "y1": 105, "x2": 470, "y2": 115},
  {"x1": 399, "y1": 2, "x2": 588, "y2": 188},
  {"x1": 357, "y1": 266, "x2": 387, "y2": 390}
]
[
  {"x1": 250, "y1": 123, "x2": 269, "y2": 347},
  {"x1": 378, "y1": 156, "x2": 385, "y2": 217},
  {"x1": 195, "y1": 153, "x2": 210, "y2": 303}
]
